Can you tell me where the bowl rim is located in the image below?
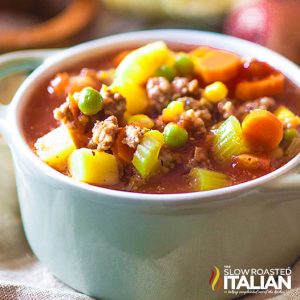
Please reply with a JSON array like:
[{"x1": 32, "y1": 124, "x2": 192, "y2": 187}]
[{"x1": 8, "y1": 29, "x2": 300, "y2": 205}]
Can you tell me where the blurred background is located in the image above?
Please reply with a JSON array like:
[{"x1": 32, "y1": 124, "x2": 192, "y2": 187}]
[{"x1": 0, "y1": 0, "x2": 299, "y2": 64}]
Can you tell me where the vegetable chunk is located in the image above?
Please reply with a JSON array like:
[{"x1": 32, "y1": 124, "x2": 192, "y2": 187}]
[
  {"x1": 189, "y1": 168, "x2": 231, "y2": 191},
  {"x1": 114, "y1": 41, "x2": 170, "y2": 85},
  {"x1": 132, "y1": 130, "x2": 164, "y2": 178},
  {"x1": 192, "y1": 48, "x2": 241, "y2": 83},
  {"x1": 235, "y1": 73, "x2": 284, "y2": 101},
  {"x1": 112, "y1": 41, "x2": 170, "y2": 114},
  {"x1": 242, "y1": 110, "x2": 283, "y2": 152},
  {"x1": 35, "y1": 126, "x2": 76, "y2": 171},
  {"x1": 213, "y1": 116, "x2": 249, "y2": 164},
  {"x1": 68, "y1": 148, "x2": 119, "y2": 185}
]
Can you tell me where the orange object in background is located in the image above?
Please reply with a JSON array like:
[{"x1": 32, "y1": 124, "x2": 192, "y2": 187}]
[{"x1": 0, "y1": 0, "x2": 98, "y2": 52}]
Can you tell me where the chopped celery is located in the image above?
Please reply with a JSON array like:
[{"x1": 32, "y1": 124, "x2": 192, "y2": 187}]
[
  {"x1": 132, "y1": 130, "x2": 164, "y2": 178},
  {"x1": 189, "y1": 168, "x2": 231, "y2": 191},
  {"x1": 213, "y1": 116, "x2": 249, "y2": 164},
  {"x1": 285, "y1": 138, "x2": 300, "y2": 159}
]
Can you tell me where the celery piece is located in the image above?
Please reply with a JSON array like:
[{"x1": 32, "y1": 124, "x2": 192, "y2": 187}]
[
  {"x1": 189, "y1": 168, "x2": 231, "y2": 191},
  {"x1": 132, "y1": 130, "x2": 164, "y2": 178},
  {"x1": 285, "y1": 138, "x2": 300, "y2": 159},
  {"x1": 213, "y1": 116, "x2": 249, "y2": 164}
]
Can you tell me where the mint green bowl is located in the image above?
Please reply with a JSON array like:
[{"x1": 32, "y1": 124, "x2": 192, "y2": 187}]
[{"x1": 0, "y1": 30, "x2": 300, "y2": 300}]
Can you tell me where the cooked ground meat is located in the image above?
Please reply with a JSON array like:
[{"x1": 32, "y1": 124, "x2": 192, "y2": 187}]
[
  {"x1": 54, "y1": 96, "x2": 90, "y2": 129},
  {"x1": 179, "y1": 109, "x2": 207, "y2": 135},
  {"x1": 122, "y1": 125, "x2": 147, "y2": 148},
  {"x1": 172, "y1": 77, "x2": 201, "y2": 99},
  {"x1": 91, "y1": 116, "x2": 119, "y2": 151},
  {"x1": 179, "y1": 97, "x2": 212, "y2": 111},
  {"x1": 236, "y1": 97, "x2": 276, "y2": 120},
  {"x1": 178, "y1": 97, "x2": 212, "y2": 125},
  {"x1": 101, "y1": 86, "x2": 126, "y2": 119},
  {"x1": 186, "y1": 146, "x2": 212, "y2": 169},
  {"x1": 159, "y1": 147, "x2": 184, "y2": 170},
  {"x1": 53, "y1": 102, "x2": 74, "y2": 125},
  {"x1": 146, "y1": 77, "x2": 172, "y2": 111},
  {"x1": 217, "y1": 100, "x2": 235, "y2": 119}
]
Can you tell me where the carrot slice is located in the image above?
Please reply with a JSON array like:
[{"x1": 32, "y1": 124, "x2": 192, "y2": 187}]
[
  {"x1": 235, "y1": 73, "x2": 285, "y2": 101},
  {"x1": 112, "y1": 128, "x2": 135, "y2": 163},
  {"x1": 193, "y1": 49, "x2": 242, "y2": 84},
  {"x1": 233, "y1": 154, "x2": 271, "y2": 171},
  {"x1": 242, "y1": 110, "x2": 283, "y2": 152}
]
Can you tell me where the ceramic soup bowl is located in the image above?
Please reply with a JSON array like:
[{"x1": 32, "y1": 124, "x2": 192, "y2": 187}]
[{"x1": 0, "y1": 30, "x2": 300, "y2": 300}]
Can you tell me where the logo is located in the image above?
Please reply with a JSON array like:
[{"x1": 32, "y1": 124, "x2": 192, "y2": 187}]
[
  {"x1": 209, "y1": 266, "x2": 222, "y2": 291},
  {"x1": 209, "y1": 266, "x2": 292, "y2": 296}
]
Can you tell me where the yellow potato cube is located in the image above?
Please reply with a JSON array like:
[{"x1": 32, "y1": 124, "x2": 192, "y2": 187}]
[
  {"x1": 115, "y1": 41, "x2": 170, "y2": 85},
  {"x1": 112, "y1": 41, "x2": 171, "y2": 114},
  {"x1": 68, "y1": 148, "x2": 119, "y2": 186},
  {"x1": 112, "y1": 81, "x2": 148, "y2": 114},
  {"x1": 35, "y1": 126, "x2": 76, "y2": 171}
]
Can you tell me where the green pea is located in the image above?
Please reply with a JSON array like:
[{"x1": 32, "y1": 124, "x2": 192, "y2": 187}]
[
  {"x1": 78, "y1": 87, "x2": 103, "y2": 116},
  {"x1": 156, "y1": 64, "x2": 176, "y2": 81},
  {"x1": 163, "y1": 123, "x2": 188, "y2": 149},
  {"x1": 174, "y1": 54, "x2": 194, "y2": 76}
]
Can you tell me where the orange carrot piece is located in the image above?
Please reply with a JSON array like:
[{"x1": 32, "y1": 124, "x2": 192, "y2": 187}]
[
  {"x1": 235, "y1": 73, "x2": 285, "y2": 101},
  {"x1": 242, "y1": 110, "x2": 283, "y2": 152},
  {"x1": 194, "y1": 49, "x2": 242, "y2": 84},
  {"x1": 113, "y1": 128, "x2": 135, "y2": 163}
]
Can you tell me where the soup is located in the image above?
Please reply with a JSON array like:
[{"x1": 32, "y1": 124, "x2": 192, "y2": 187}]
[{"x1": 23, "y1": 41, "x2": 300, "y2": 194}]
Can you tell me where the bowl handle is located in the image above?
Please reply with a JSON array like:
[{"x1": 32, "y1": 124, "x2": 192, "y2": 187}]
[{"x1": 0, "y1": 50, "x2": 59, "y2": 140}]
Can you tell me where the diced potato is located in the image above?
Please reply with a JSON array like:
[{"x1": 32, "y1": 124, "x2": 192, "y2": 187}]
[
  {"x1": 114, "y1": 41, "x2": 170, "y2": 85},
  {"x1": 111, "y1": 81, "x2": 148, "y2": 114},
  {"x1": 128, "y1": 114, "x2": 154, "y2": 129},
  {"x1": 112, "y1": 41, "x2": 171, "y2": 114},
  {"x1": 68, "y1": 148, "x2": 119, "y2": 185},
  {"x1": 35, "y1": 126, "x2": 76, "y2": 171}
]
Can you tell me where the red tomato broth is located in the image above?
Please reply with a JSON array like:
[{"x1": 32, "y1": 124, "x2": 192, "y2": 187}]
[{"x1": 21, "y1": 43, "x2": 300, "y2": 194}]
